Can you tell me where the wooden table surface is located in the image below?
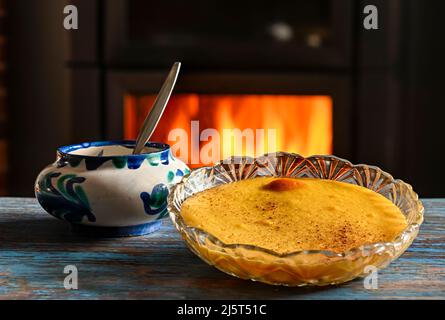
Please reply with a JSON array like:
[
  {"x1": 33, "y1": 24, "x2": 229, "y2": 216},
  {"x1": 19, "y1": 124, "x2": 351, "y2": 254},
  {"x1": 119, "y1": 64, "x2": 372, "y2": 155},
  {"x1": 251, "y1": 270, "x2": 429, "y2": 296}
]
[{"x1": 0, "y1": 197, "x2": 443, "y2": 300}]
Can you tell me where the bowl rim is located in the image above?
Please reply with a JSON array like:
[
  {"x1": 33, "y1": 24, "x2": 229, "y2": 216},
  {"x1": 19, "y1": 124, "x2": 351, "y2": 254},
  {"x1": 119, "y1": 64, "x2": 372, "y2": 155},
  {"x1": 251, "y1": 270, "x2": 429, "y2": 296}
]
[{"x1": 168, "y1": 152, "x2": 424, "y2": 259}]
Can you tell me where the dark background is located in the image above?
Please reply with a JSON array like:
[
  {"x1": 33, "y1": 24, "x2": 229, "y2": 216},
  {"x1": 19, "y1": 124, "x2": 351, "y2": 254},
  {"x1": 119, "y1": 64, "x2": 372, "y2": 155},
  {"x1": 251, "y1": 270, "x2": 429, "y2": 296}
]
[{"x1": 3, "y1": 0, "x2": 445, "y2": 197}]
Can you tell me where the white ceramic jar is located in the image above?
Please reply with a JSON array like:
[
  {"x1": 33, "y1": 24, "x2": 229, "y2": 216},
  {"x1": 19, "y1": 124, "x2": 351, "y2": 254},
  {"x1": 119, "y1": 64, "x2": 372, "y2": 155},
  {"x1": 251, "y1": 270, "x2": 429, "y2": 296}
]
[{"x1": 35, "y1": 140, "x2": 189, "y2": 236}]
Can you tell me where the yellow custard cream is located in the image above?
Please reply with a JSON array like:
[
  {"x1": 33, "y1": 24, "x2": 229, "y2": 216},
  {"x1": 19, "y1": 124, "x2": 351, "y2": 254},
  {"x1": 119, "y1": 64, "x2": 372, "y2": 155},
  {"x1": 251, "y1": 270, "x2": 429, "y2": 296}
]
[{"x1": 181, "y1": 177, "x2": 407, "y2": 254}]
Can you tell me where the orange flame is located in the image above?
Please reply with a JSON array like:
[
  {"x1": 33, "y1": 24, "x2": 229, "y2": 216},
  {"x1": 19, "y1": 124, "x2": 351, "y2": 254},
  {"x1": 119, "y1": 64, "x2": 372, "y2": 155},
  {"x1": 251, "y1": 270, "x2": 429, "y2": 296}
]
[{"x1": 124, "y1": 94, "x2": 332, "y2": 167}]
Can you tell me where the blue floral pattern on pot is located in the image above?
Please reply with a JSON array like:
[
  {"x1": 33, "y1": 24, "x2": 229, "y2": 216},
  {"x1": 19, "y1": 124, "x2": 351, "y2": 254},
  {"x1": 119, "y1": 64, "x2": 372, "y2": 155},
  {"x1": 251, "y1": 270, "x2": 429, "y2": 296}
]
[
  {"x1": 35, "y1": 140, "x2": 190, "y2": 236},
  {"x1": 140, "y1": 184, "x2": 169, "y2": 217},
  {"x1": 36, "y1": 172, "x2": 95, "y2": 223}
]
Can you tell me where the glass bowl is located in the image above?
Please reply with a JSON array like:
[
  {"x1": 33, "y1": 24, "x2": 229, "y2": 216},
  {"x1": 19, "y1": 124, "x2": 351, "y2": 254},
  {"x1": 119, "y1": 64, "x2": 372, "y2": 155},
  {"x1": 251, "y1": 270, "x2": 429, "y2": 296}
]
[{"x1": 167, "y1": 153, "x2": 424, "y2": 286}]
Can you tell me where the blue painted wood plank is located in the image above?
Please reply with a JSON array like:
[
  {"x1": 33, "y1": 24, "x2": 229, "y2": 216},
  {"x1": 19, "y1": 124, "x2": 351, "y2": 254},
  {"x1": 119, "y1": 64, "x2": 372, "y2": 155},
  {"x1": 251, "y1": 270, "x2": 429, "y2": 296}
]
[{"x1": 0, "y1": 197, "x2": 443, "y2": 299}]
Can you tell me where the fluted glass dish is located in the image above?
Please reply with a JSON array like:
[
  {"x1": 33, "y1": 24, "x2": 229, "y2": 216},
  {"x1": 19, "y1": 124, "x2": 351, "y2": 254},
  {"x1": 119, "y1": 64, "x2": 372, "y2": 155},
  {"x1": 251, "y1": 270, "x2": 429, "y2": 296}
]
[{"x1": 168, "y1": 153, "x2": 424, "y2": 286}]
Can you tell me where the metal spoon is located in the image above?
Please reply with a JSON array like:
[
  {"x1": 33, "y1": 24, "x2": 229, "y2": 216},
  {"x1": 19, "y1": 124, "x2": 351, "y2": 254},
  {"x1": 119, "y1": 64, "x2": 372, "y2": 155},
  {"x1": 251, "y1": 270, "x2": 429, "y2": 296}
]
[{"x1": 132, "y1": 62, "x2": 181, "y2": 154}]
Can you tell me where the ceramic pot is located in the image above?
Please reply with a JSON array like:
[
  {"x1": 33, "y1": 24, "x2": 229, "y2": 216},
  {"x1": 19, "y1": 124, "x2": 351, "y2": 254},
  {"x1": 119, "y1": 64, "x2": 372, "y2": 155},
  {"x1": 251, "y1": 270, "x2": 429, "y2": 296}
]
[{"x1": 35, "y1": 140, "x2": 189, "y2": 236}]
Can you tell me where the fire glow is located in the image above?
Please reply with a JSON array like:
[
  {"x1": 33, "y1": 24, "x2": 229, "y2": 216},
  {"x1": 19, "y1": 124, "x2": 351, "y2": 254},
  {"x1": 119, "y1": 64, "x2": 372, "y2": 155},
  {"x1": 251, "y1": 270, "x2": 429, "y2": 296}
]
[{"x1": 124, "y1": 94, "x2": 333, "y2": 167}]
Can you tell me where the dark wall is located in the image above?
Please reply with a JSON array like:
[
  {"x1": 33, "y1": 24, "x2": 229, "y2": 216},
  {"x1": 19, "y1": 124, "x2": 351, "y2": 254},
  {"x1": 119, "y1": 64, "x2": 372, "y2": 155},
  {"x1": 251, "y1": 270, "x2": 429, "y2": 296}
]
[
  {"x1": 0, "y1": 1, "x2": 7, "y2": 195},
  {"x1": 400, "y1": 0, "x2": 445, "y2": 197},
  {"x1": 7, "y1": 0, "x2": 70, "y2": 196}
]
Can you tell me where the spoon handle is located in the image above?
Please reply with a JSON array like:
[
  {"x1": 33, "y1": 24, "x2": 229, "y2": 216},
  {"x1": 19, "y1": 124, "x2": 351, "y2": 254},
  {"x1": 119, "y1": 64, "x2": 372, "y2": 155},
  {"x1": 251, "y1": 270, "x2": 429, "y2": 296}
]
[{"x1": 133, "y1": 62, "x2": 181, "y2": 154}]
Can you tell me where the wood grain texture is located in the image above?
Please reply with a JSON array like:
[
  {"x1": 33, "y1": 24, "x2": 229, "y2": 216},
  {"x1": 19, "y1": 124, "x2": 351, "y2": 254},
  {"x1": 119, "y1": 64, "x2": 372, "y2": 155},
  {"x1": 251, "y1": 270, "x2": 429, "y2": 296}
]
[{"x1": 0, "y1": 197, "x2": 443, "y2": 300}]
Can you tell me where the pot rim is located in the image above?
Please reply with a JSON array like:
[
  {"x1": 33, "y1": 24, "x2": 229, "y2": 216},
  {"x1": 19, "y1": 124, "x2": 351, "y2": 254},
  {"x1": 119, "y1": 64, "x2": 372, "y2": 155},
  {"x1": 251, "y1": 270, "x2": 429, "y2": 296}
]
[{"x1": 57, "y1": 140, "x2": 171, "y2": 160}]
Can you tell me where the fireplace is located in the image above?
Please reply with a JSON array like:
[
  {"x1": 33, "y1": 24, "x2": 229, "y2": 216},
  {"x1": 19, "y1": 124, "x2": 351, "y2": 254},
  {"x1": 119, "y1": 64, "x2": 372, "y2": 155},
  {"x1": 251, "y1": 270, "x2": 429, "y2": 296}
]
[
  {"x1": 68, "y1": 0, "x2": 398, "y2": 177},
  {"x1": 103, "y1": 72, "x2": 351, "y2": 167},
  {"x1": 69, "y1": 1, "x2": 354, "y2": 154}
]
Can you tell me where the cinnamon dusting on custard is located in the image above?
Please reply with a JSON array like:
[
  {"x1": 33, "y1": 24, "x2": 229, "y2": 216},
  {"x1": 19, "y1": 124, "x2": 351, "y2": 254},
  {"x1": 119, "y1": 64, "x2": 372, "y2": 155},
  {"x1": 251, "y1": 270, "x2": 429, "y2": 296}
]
[{"x1": 180, "y1": 177, "x2": 407, "y2": 254}]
